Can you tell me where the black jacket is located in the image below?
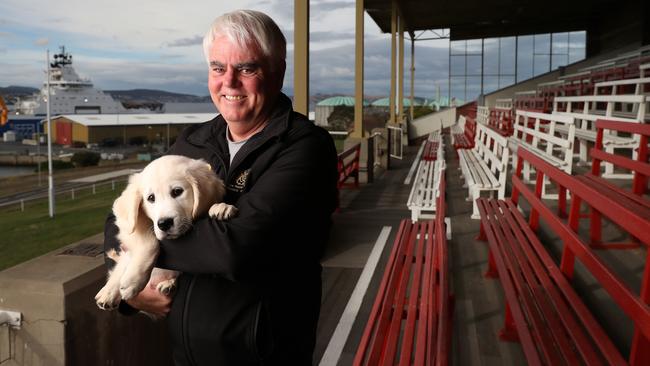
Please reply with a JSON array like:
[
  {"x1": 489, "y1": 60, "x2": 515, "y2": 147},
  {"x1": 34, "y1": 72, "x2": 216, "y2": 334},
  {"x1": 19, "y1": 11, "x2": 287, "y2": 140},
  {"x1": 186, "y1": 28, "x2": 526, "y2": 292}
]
[{"x1": 104, "y1": 93, "x2": 339, "y2": 365}]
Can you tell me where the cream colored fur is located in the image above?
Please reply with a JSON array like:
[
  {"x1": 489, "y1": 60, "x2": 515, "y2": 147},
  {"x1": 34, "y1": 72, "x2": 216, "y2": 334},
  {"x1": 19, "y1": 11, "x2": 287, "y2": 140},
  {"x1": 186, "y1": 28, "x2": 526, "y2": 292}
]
[{"x1": 95, "y1": 155, "x2": 237, "y2": 311}]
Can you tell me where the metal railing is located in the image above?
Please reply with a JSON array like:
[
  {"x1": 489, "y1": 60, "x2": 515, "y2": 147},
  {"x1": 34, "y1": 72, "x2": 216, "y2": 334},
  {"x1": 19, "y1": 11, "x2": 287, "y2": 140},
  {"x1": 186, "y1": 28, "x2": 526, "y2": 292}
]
[{"x1": 0, "y1": 178, "x2": 128, "y2": 212}]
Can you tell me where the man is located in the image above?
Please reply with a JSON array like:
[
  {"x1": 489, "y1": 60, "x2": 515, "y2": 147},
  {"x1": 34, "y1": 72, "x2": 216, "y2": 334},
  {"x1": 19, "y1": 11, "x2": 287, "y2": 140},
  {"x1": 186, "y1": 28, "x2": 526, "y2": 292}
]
[{"x1": 103, "y1": 10, "x2": 338, "y2": 365}]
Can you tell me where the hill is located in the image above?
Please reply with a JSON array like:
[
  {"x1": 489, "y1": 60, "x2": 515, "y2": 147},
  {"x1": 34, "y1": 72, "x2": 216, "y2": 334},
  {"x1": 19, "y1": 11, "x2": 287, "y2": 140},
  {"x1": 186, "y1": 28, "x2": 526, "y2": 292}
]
[
  {"x1": 106, "y1": 89, "x2": 210, "y2": 103},
  {"x1": 0, "y1": 86, "x2": 39, "y2": 96}
]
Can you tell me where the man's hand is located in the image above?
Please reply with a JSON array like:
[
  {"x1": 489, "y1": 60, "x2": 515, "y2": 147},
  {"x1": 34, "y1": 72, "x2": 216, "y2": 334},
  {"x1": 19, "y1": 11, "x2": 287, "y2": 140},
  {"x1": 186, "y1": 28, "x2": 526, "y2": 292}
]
[{"x1": 126, "y1": 281, "x2": 173, "y2": 318}]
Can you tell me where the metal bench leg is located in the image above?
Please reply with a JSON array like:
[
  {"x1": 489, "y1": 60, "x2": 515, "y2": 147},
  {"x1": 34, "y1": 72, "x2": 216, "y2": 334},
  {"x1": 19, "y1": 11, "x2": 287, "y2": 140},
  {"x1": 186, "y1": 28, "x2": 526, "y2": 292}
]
[
  {"x1": 484, "y1": 249, "x2": 498, "y2": 278},
  {"x1": 499, "y1": 304, "x2": 520, "y2": 342},
  {"x1": 470, "y1": 189, "x2": 481, "y2": 220},
  {"x1": 411, "y1": 209, "x2": 419, "y2": 223},
  {"x1": 476, "y1": 219, "x2": 487, "y2": 241},
  {"x1": 445, "y1": 217, "x2": 452, "y2": 240},
  {"x1": 579, "y1": 139, "x2": 589, "y2": 164}
]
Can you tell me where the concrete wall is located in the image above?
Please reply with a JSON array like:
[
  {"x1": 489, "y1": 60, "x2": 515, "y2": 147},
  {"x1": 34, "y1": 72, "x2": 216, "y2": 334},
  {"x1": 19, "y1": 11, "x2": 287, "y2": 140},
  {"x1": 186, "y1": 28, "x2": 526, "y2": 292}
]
[
  {"x1": 408, "y1": 107, "x2": 457, "y2": 140},
  {"x1": 315, "y1": 105, "x2": 334, "y2": 127},
  {"x1": 0, "y1": 234, "x2": 173, "y2": 366}
]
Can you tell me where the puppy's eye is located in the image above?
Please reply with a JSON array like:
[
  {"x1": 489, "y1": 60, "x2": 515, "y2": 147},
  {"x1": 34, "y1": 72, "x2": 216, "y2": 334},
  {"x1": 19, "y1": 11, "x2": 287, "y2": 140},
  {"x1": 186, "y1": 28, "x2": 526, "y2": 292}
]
[
  {"x1": 147, "y1": 194, "x2": 155, "y2": 203},
  {"x1": 171, "y1": 187, "x2": 184, "y2": 198}
]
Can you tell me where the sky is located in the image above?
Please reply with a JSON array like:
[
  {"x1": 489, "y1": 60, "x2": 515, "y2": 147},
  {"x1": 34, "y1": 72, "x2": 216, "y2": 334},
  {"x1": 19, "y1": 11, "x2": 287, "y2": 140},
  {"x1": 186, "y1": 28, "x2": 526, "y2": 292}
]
[{"x1": 0, "y1": 0, "x2": 585, "y2": 101}]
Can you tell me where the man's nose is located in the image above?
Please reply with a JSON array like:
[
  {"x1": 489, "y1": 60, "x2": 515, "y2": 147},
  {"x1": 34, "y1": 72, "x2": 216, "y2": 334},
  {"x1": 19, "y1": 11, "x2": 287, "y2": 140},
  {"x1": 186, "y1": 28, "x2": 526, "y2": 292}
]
[{"x1": 223, "y1": 68, "x2": 240, "y2": 87}]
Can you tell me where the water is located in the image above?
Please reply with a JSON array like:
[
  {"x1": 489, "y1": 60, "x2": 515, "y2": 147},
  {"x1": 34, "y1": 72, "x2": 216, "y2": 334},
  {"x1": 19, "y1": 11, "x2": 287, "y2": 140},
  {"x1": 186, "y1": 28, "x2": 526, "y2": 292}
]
[{"x1": 0, "y1": 166, "x2": 35, "y2": 178}]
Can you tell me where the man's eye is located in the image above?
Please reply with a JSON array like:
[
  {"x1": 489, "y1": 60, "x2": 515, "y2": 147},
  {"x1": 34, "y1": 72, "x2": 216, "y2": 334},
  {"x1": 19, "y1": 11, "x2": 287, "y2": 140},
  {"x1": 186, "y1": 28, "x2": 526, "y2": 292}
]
[
  {"x1": 171, "y1": 187, "x2": 184, "y2": 198},
  {"x1": 147, "y1": 194, "x2": 155, "y2": 203},
  {"x1": 239, "y1": 67, "x2": 256, "y2": 75},
  {"x1": 212, "y1": 66, "x2": 225, "y2": 73}
]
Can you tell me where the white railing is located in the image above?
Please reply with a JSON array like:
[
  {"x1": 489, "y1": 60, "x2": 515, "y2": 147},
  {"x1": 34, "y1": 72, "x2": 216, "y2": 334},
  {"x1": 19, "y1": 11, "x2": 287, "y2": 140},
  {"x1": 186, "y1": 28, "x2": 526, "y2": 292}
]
[{"x1": 0, "y1": 178, "x2": 128, "y2": 212}]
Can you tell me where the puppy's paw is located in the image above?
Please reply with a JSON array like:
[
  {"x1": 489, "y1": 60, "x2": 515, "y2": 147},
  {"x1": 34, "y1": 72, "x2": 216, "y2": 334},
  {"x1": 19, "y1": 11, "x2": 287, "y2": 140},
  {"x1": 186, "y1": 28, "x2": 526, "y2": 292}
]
[
  {"x1": 119, "y1": 282, "x2": 142, "y2": 301},
  {"x1": 95, "y1": 284, "x2": 121, "y2": 311},
  {"x1": 119, "y1": 273, "x2": 148, "y2": 301},
  {"x1": 156, "y1": 278, "x2": 177, "y2": 296},
  {"x1": 209, "y1": 203, "x2": 238, "y2": 220}
]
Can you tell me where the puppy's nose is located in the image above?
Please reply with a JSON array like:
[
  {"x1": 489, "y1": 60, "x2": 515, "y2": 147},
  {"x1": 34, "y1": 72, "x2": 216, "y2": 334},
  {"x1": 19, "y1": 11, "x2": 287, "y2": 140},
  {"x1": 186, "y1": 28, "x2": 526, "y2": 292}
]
[{"x1": 157, "y1": 218, "x2": 174, "y2": 232}]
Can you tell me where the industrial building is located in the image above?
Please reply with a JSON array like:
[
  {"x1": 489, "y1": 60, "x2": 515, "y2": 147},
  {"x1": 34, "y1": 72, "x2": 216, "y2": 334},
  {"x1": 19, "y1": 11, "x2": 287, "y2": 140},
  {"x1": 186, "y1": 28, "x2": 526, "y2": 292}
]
[{"x1": 44, "y1": 113, "x2": 217, "y2": 146}]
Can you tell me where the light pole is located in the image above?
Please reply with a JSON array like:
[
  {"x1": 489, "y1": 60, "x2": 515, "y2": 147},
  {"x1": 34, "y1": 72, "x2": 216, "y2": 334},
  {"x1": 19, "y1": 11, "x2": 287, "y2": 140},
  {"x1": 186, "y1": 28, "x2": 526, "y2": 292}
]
[{"x1": 46, "y1": 49, "x2": 55, "y2": 218}]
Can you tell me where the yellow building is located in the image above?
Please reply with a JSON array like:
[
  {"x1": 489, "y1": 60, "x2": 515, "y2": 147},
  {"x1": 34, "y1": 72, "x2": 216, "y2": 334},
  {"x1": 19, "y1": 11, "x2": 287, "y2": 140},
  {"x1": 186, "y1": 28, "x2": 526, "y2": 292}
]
[{"x1": 44, "y1": 113, "x2": 217, "y2": 146}]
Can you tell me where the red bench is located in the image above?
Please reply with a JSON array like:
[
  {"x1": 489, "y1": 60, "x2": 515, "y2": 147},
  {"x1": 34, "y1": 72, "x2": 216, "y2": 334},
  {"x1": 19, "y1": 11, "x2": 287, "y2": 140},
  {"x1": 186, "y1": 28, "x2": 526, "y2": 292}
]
[
  {"x1": 577, "y1": 119, "x2": 650, "y2": 249},
  {"x1": 422, "y1": 140, "x2": 439, "y2": 161},
  {"x1": 336, "y1": 143, "x2": 361, "y2": 210},
  {"x1": 355, "y1": 175, "x2": 451, "y2": 366},
  {"x1": 486, "y1": 107, "x2": 513, "y2": 137},
  {"x1": 338, "y1": 143, "x2": 360, "y2": 189},
  {"x1": 477, "y1": 147, "x2": 650, "y2": 366},
  {"x1": 452, "y1": 116, "x2": 476, "y2": 150}
]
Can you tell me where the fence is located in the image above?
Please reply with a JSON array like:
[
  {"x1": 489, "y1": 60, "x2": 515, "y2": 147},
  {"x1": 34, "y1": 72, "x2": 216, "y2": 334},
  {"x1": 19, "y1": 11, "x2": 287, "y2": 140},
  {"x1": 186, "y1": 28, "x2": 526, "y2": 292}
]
[{"x1": 0, "y1": 178, "x2": 129, "y2": 213}]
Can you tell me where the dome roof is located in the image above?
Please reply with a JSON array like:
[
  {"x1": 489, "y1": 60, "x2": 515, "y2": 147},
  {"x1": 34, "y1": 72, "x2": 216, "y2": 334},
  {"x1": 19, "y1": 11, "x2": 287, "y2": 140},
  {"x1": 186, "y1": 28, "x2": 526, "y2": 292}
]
[{"x1": 316, "y1": 96, "x2": 369, "y2": 107}]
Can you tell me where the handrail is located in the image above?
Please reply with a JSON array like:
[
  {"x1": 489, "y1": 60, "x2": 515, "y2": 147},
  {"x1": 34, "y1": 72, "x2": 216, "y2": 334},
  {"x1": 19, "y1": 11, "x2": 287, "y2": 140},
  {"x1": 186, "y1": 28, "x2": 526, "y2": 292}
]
[{"x1": 337, "y1": 143, "x2": 361, "y2": 189}]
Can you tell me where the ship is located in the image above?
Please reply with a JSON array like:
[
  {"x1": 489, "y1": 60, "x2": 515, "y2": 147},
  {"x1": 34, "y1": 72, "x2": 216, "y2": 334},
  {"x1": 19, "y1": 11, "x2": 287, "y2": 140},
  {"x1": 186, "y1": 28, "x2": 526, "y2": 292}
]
[{"x1": 15, "y1": 46, "x2": 128, "y2": 116}]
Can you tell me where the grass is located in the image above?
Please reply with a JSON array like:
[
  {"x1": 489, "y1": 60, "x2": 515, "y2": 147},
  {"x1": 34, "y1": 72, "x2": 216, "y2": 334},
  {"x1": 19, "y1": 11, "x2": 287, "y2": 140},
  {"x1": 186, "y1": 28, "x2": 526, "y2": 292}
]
[
  {"x1": 0, "y1": 181, "x2": 126, "y2": 271},
  {"x1": 332, "y1": 135, "x2": 347, "y2": 153}
]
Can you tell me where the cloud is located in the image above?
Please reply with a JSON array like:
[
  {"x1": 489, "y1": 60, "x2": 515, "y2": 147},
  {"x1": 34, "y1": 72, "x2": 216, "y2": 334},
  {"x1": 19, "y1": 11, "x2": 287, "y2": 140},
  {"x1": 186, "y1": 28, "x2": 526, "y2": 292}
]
[
  {"x1": 166, "y1": 35, "x2": 203, "y2": 47},
  {"x1": 312, "y1": 1, "x2": 354, "y2": 12},
  {"x1": 33, "y1": 37, "x2": 49, "y2": 46},
  {"x1": 310, "y1": 31, "x2": 355, "y2": 42}
]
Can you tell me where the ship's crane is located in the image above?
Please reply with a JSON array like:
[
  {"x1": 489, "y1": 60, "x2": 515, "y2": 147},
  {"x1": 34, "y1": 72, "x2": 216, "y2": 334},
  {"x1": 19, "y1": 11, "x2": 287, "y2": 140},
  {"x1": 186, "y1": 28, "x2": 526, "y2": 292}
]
[{"x1": 0, "y1": 95, "x2": 8, "y2": 126}]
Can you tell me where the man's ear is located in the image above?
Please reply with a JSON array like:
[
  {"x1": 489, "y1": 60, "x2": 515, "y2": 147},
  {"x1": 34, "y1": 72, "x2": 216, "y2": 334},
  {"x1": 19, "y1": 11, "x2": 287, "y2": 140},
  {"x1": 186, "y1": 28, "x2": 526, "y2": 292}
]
[
  {"x1": 112, "y1": 173, "x2": 142, "y2": 234},
  {"x1": 276, "y1": 59, "x2": 286, "y2": 90}
]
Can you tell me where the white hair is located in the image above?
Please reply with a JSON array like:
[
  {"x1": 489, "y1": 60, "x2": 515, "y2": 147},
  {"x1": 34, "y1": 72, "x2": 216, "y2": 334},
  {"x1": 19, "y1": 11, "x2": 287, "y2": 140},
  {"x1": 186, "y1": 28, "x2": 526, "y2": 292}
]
[{"x1": 203, "y1": 10, "x2": 286, "y2": 69}]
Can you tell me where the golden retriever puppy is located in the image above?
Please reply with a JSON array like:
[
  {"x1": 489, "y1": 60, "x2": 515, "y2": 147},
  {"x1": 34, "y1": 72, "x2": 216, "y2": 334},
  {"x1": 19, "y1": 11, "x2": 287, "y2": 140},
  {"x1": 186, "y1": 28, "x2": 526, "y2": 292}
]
[{"x1": 95, "y1": 155, "x2": 237, "y2": 311}]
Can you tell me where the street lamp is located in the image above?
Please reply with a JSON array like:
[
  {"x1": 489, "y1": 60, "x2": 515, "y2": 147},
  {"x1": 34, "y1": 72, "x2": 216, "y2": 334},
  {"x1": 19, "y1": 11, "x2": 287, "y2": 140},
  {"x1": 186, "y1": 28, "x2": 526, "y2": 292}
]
[{"x1": 46, "y1": 49, "x2": 55, "y2": 218}]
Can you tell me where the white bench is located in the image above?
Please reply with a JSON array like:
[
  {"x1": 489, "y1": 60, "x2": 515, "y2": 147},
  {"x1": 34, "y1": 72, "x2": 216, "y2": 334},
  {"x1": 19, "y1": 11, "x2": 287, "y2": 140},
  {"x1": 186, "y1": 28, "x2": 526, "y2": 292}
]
[
  {"x1": 594, "y1": 77, "x2": 650, "y2": 120},
  {"x1": 458, "y1": 123, "x2": 510, "y2": 219},
  {"x1": 476, "y1": 106, "x2": 490, "y2": 125},
  {"x1": 640, "y1": 63, "x2": 650, "y2": 77},
  {"x1": 510, "y1": 110, "x2": 575, "y2": 198},
  {"x1": 495, "y1": 98, "x2": 513, "y2": 109},
  {"x1": 552, "y1": 94, "x2": 646, "y2": 178},
  {"x1": 407, "y1": 141, "x2": 445, "y2": 222},
  {"x1": 451, "y1": 115, "x2": 465, "y2": 136},
  {"x1": 594, "y1": 77, "x2": 650, "y2": 96},
  {"x1": 404, "y1": 131, "x2": 442, "y2": 185}
]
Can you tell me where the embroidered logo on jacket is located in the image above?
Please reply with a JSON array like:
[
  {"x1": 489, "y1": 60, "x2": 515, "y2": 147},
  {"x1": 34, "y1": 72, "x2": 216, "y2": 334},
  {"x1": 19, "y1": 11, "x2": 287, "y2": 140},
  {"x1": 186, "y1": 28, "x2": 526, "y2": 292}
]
[{"x1": 228, "y1": 169, "x2": 251, "y2": 193}]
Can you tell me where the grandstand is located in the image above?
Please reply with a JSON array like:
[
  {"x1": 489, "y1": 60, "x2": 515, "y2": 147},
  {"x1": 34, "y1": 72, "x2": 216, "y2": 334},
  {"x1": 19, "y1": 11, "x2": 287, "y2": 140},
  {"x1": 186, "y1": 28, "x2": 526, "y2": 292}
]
[{"x1": 1, "y1": 1, "x2": 649, "y2": 365}]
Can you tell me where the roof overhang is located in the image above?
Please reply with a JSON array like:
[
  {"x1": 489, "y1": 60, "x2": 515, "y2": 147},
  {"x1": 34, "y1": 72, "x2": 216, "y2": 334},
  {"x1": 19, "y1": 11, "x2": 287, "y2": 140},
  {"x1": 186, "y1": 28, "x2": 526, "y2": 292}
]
[{"x1": 364, "y1": 0, "x2": 616, "y2": 40}]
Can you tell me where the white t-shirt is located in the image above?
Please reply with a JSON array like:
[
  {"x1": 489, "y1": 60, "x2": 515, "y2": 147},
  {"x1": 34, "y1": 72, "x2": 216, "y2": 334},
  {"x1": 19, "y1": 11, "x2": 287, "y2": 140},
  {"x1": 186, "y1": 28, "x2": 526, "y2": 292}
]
[{"x1": 226, "y1": 126, "x2": 249, "y2": 164}]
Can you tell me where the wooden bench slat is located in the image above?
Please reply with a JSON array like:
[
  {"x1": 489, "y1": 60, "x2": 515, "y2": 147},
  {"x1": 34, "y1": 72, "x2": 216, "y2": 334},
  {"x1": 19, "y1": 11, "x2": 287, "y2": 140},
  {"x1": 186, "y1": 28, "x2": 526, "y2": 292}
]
[
  {"x1": 361, "y1": 220, "x2": 411, "y2": 365},
  {"x1": 358, "y1": 172, "x2": 451, "y2": 365},
  {"x1": 591, "y1": 146, "x2": 650, "y2": 178},
  {"x1": 477, "y1": 162, "x2": 635, "y2": 365},
  {"x1": 399, "y1": 223, "x2": 430, "y2": 365},
  {"x1": 576, "y1": 174, "x2": 650, "y2": 218},
  {"x1": 511, "y1": 174, "x2": 644, "y2": 365},
  {"x1": 477, "y1": 199, "x2": 545, "y2": 365},
  {"x1": 497, "y1": 199, "x2": 607, "y2": 365}
]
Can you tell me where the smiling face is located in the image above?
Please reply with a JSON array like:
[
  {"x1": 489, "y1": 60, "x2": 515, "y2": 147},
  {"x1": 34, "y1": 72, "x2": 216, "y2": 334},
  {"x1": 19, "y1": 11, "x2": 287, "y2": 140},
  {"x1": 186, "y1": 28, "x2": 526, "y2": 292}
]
[{"x1": 207, "y1": 35, "x2": 283, "y2": 139}]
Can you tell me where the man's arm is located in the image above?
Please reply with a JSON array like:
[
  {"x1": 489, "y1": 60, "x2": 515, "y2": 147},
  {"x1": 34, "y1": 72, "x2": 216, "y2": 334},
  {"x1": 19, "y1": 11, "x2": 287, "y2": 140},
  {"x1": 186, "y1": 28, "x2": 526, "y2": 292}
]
[{"x1": 157, "y1": 127, "x2": 338, "y2": 281}]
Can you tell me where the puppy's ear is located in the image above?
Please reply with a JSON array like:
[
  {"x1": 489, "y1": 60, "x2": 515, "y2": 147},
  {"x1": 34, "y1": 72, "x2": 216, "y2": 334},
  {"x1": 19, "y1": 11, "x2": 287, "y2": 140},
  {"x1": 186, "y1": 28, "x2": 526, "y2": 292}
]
[
  {"x1": 187, "y1": 160, "x2": 226, "y2": 219},
  {"x1": 113, "y1": 173, "x2": 143, "y2": 233}
]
